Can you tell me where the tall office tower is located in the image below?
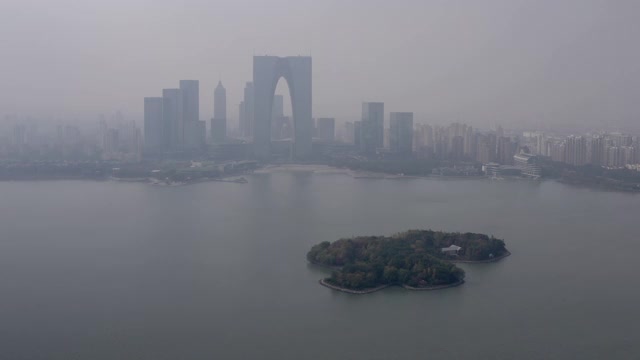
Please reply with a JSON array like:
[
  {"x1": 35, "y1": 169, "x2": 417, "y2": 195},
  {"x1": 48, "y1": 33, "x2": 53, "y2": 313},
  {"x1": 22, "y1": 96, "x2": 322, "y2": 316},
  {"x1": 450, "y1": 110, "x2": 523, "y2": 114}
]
[
  {"x1": 180, "y1": 80, "x2": 203, "y2": 149},
  {"x1": 389, "y1": 112, "x2": 413, "y2": 155},
  {"x1": 143, "y1": 97, "x2": 164, "y2": 152},
  {"x1": 214, "y1": 81, "x2": 226, "y2": 120},
  {"x1": 271, "y1": 95, "x2": 286, "y2": 140},
  {"x1": 211, "y1": 81, "x2": 227, "y2": 144},
  {"x1": 240, "y1": 82, "x2": 254, "y2": 137},
  {"x1": 162, "y1": 88, "x2": 182, "y2": 149},
  {"x1": 272, "y1": 94, "x2": 284, "y2": 118},
  {"x1": 360, "y1": 102, "x2": 384, "y2": 155},
  {"x1": 271, "y1": 116, "x2": 285, "y2": 140},
  {"x1": 184, "y1": 120, "x2": 206, "y2": 148},
  {"x1": 316, "y1": 118, "x2": 335, "y2": 143},
  {"x1": 180, "y1": 80, "x2": 199, "y2": 124}
]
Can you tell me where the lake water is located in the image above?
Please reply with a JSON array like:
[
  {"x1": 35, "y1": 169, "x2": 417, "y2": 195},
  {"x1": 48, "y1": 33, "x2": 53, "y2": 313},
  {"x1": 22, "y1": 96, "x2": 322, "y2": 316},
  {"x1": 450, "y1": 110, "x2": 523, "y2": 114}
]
[{"x1": 1, "y1": 172, "x2": 639, "y2": 359}]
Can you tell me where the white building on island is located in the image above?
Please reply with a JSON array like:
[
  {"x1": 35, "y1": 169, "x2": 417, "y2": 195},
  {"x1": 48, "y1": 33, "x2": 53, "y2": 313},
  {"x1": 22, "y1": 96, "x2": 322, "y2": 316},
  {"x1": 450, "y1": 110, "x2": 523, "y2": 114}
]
[{"x1": 441, "y1": 245, "x2": 462, "y2": 256}]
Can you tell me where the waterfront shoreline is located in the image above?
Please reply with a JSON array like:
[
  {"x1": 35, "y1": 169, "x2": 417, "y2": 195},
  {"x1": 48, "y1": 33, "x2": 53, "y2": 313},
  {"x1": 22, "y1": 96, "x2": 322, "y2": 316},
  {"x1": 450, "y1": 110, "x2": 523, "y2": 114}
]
[{"x1": 319, "y1": 279, "x2": 465, "y2": 294}]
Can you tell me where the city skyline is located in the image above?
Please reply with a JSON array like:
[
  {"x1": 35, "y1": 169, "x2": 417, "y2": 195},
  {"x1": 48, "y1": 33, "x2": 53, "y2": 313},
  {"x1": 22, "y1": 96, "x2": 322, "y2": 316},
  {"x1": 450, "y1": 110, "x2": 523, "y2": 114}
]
[{"x1": 2, "y1": 1, "x2": 640, "y2": 132}]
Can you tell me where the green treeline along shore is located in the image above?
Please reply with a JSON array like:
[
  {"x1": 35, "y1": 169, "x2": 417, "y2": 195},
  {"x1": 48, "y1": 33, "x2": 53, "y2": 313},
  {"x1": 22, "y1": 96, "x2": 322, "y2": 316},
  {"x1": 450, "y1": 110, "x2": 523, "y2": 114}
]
[{"x1": 307, "y1": 230, "x2": 510, "y2": 294}]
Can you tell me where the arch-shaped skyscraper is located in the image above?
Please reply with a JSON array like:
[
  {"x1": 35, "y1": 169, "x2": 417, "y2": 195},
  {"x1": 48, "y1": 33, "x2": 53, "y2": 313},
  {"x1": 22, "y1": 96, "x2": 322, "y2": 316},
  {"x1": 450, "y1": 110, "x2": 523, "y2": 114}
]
[{"x1": 253, "y1": 56, "x2": 312, "y2": 160}]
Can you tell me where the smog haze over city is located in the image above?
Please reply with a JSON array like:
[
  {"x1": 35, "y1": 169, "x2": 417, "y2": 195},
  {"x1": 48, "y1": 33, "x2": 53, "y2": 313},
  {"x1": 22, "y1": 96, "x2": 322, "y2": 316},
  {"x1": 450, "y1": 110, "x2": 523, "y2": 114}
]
[
  {"x1": 2, "y1": 1, "x2": 640, "y2": 360},
  {"x1": 2, "y1": 0, "x2": 640, "y2": 131}
]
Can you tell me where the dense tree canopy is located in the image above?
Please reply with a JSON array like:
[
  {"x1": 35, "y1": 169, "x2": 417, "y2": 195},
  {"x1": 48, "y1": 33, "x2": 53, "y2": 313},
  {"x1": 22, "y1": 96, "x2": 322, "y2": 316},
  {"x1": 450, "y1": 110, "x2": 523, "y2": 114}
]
[{"x1": 307, "y1": 230, "x2": 507, "y2": 290}]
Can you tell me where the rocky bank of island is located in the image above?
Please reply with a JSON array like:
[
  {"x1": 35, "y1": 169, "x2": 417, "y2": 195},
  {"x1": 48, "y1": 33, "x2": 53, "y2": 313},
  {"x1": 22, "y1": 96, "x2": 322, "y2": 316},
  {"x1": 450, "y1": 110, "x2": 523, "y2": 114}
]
[{"x1": 307, "y1": 230, "x2": 510, "y2": 294}]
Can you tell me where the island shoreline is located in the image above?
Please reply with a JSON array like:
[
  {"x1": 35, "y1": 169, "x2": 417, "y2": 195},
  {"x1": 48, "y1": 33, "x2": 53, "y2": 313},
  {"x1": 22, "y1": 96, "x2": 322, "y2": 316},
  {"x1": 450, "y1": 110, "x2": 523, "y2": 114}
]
[
  {"x1": 310, "y1": 246, "x2": 510, "y2": 294},
  {"x1": 448, "y1": 250, "x2": 512, "y2": 263},
  {"x1": 319, "y1": 279, "x2": 466, "y2": 294}
]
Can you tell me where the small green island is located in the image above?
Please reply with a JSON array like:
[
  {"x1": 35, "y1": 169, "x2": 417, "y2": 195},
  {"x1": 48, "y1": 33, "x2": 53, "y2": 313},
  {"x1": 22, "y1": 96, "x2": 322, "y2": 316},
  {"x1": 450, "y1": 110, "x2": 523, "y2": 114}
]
[{"x1": 307, "y1": 230, "x2": 509, "y2": 294}]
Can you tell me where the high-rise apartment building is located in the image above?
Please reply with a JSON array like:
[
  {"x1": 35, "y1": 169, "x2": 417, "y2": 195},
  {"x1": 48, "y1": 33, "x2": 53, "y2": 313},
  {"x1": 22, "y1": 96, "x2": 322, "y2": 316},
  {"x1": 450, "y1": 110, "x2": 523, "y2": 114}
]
[
  {"x1": 565, "y1": 136, "x2": 587, "y2": 166},
  {"x1": 589, "y1": 136, "x2": 605, "y2": 166}
]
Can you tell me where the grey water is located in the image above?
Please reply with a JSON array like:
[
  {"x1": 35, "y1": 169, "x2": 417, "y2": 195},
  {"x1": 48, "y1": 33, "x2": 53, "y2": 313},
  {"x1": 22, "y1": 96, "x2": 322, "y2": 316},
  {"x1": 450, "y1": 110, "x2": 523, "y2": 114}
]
[{"x1": 1, "y1": 172, "x2": 638, "y2": 359}]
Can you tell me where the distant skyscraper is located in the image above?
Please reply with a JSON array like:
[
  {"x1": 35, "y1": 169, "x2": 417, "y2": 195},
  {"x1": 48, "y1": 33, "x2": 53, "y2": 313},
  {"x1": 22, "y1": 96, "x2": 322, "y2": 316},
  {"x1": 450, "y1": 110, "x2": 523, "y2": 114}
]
[
  {"x1": 360, "y1": 102, "x2": 384, "y2": 155},
  {"x1": 211, "y1": 81, "x2": 227, "y2": 143},
  {"x1": 240, "y1": 82, "x2": 254, "y2": 138},
  {"x1": 180, "y1": 80, "x2": 199, "y2": 124},
  {"x1": 253, "y1": 56, "x2": 312, "y2": 160},
  {"x1": 389, "y1": 112, "x2": 413, "y2": 155},
  {"x1": 144, "y1": 97, "x2": 163, "y2": 151},
  {"x1": 214, "y1": 81, "x2": 226, "y2": 120},
  {"x1": 179, "y1": 80, "x2": 204, "y2": 149},
  {"x1": 271, "y1": 95, "x2": 287, "y2": 140},
  {"x1": 272, "y1": 94, "x2": 284, "y2": 119},
  {"x1": 316, "y1": 118, "x2": 336, "y2": 143},
  {"x1": 162, "y1": 88, "x2": 182, "y2": 149},
  {"x1": 184, "y1": 120, "x2": 206, "y2": 148}
]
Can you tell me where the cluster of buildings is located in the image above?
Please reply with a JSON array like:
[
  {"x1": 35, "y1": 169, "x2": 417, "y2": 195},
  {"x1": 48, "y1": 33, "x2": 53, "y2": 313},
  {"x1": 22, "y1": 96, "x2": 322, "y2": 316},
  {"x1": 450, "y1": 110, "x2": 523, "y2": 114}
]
[
  {"x1": 343, "y1": 103, "x2": 415, "y2": 157},
  {"x1": 236, "y1": 86, "x2": 336, "y2": 144},
  {"x1": 523, "y1": 132, "x2": 639, "y2": 169},
  {"x1": 0, "y1": 113, "x2": 143, "y2": 161},
  {"x1": 144, "y1": 80, "x2": 228, "y2": 154},
  {"x1": 344, "y1": 117, "x2": 522, "y2": 165},
  {"x1": 4, "y1": 55, "x2": 640, "y2": 175},
  {"x1": 97, "y1": 112, "x2": 143, "y2": 161}
]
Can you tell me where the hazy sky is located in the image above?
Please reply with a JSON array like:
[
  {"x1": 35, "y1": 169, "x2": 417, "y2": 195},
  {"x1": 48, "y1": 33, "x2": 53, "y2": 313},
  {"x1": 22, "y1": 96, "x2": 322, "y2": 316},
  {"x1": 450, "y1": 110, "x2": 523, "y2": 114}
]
[{"x1": 2, "y1": 0, "x2": 640, "y2": 130}]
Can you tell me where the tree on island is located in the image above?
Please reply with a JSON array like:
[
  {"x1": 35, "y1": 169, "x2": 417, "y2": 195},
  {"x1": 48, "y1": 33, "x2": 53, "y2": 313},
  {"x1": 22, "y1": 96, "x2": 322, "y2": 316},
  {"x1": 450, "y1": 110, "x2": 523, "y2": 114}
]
[{"x1": 307, "y1": 230, "x2": 508, "y2": 291}]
